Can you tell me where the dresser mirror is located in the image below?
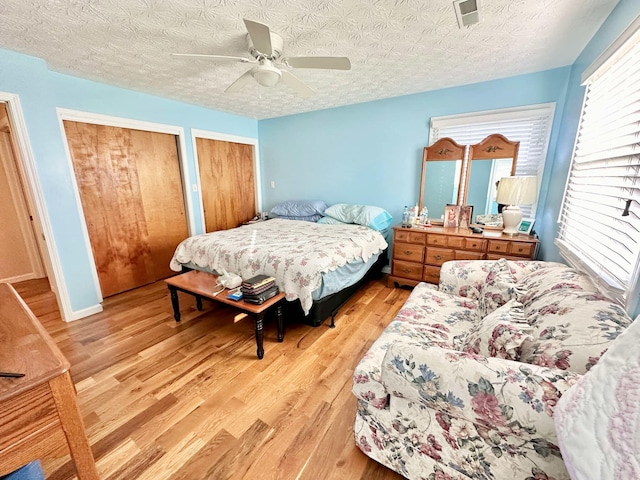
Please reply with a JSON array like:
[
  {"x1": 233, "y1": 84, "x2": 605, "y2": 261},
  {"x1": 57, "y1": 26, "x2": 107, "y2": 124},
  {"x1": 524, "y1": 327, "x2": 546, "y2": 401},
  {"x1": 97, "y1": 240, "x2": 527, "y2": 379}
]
[
  {"x1": 418, "y1": 137, "x2": 465, "y2": 220},
  {"x1": 463, "y1": 134, "x2": 519, "y2": 220}
]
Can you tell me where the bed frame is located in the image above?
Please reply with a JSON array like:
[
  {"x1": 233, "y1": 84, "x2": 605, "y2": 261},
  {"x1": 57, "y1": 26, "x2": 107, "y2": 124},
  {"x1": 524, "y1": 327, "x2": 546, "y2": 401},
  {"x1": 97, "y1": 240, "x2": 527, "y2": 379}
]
[
  {"x1": 280, "y1": 249, "x2": 387, "y2": 328},
  {"x1": 179, "y1": 249, "x2": 387, "y2": 329}
]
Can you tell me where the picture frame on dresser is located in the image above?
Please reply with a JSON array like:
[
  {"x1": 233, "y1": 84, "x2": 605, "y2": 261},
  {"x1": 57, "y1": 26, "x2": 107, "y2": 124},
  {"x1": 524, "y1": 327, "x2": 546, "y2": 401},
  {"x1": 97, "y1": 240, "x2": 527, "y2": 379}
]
[
  {"x1": 518, "y1": 218, "x2": 535, "y2": 235},
  {"x1": 459, "y1": 205, "x2": 473, "y2": 228},
  {"x1": 444, "y1": 205, "x2": 460, "y2": 228}
]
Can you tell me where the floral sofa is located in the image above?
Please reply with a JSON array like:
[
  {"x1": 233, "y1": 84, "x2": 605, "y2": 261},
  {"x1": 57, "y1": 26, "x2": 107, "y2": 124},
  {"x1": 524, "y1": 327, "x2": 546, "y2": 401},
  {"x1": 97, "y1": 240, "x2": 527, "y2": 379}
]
[{"x1": 353, "y1": 259, "x2": 632, "y2": 480}]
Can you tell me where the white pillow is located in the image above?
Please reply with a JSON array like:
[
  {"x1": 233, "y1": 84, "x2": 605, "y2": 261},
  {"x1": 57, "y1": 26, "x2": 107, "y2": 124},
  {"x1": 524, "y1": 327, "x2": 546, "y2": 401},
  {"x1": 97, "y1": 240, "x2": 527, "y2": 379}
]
[{"x1": 323, "y1": 204, "x2": 392, "y2": 231}]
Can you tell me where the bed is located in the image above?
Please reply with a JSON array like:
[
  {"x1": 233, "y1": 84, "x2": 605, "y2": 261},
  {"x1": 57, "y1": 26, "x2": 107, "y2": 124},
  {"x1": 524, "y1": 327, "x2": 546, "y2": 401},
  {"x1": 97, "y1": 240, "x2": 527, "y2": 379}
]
[{"x1": 169, "y1": 218, "x2": 389, "y2": 327}]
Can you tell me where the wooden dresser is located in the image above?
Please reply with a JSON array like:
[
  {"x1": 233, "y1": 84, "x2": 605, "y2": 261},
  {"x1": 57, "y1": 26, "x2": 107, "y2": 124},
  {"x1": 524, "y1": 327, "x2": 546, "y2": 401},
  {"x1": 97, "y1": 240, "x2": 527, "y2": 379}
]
[
  {"x1": 388, "y1": 225, "x2": 539, "y2": 287},
  {"x1": 0, "y1": 283, "x2": 98, "y2": 479}
]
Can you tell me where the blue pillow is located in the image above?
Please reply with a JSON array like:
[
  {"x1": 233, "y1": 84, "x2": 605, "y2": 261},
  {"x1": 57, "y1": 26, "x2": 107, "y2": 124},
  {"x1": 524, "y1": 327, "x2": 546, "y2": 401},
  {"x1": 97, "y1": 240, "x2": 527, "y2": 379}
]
[
  {"x1": 270, "y1": 200, "x2": 327, "y2": 217},
  {"x1": 317, "y1": 216, "x2": 348, "y2": 225},
  {"x1": 276, "y1": 214, "x2": 322, "y2": 222},
  {"x1": 323, "y1": 204, "x2": 393, "y2": 231}
]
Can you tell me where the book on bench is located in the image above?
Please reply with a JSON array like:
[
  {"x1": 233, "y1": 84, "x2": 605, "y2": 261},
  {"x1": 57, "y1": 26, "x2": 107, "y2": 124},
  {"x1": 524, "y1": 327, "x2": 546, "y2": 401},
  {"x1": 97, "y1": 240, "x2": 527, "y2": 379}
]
[
  {"x1": 242, "y1": 285, "x2": 279, "y2": 304},
  {"x1": 242, "y1": 274, "x2": 275, "y2": 289},
  {"x1": 241, "y1": 274, "x2": 276, "y2": 296}
]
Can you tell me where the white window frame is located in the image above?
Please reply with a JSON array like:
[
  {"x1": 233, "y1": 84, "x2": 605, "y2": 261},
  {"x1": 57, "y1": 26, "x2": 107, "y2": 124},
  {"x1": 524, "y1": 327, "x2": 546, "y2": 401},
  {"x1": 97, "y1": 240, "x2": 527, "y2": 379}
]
[
  {"x1": 556, "y1": 15, "x2": 640, "y2": 315},
  {"x1": 430, "y1": 103, "x2": 556, "y2": 219}
]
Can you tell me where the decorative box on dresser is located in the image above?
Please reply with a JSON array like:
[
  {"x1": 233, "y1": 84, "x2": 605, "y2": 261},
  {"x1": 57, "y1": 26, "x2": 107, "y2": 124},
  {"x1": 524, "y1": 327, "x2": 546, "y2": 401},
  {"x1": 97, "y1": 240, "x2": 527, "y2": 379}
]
[{"x1": 388, "y1": 225, "x2": 539, "y2": 287}]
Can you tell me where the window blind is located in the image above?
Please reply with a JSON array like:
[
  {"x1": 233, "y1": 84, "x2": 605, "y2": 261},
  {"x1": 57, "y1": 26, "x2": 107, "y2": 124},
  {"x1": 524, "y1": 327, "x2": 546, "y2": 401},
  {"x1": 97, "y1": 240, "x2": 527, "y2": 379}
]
[
  {"x1": 557, "y1": 26, "x2": 640, "y2": 308},
  {"x1": 430, "y1": 104, "x2": 555, "y2": 218}
]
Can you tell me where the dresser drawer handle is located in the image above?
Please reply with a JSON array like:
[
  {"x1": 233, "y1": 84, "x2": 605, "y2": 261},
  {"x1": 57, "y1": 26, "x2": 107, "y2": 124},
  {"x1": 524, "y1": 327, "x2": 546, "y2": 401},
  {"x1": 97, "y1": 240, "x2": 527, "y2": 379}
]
[
  {"x1": 403, "y1": 250, "x2": 413, "y2": 255},
  {"x1": 401, "y1": 268, "x2": 411, "y2": 273},
  {"x1": 434, "y1": 255, "x2": 442, "y2": 260}
]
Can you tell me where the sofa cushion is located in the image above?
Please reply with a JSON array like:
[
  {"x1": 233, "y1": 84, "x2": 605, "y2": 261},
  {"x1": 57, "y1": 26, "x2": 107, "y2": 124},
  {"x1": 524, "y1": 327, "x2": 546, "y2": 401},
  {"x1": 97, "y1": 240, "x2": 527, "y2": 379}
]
[
  {"x1": 516, "y1": 264, "x2": 599, "y2": 307},
  {"x1": 520, "y1": 289, "x2": 631, "y2": 374},
  {"x1": 353, "y1": 283, "x2": 480, "y2": 409},
  {"x1": 479, "y1": 258, "x2": 518, "y2": 317},
  {"x1": 461, "y1": 299, "x2": 532, "y2": 361}
]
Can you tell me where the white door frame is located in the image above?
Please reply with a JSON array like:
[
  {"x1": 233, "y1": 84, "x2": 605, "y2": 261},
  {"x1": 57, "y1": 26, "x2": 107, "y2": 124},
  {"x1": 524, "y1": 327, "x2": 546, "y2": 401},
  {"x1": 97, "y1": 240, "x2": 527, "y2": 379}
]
[
  {"x1": 191, "y1": 129, "x2": 261, "y2": 231},
  {"x1": 57, "y1": 108, "x2": 194, "y2": 319},
  {"x1": 0, "y1": 92, "x2": 64, "y2": 313}
]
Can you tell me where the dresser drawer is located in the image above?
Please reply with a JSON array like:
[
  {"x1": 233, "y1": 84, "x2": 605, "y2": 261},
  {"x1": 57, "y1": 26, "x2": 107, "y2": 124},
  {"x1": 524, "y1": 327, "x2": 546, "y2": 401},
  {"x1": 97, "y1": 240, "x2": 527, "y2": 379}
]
[
  {"x1": 394, "y1": 230, "x2": 410, "y2": 243},
  {"x1": 393, "y1": 242, "x2": 424, "y2": 262},
  {"x1": 464, "y1": 238, "x2": 486, "y2": 251},
  {"x1": 425, "y1": 247, "x2": 455, "y2": 266},
  {"x1": 447, "y1": 236, "x2": 465, "y2": 248},
  {"x1": 487, "y1": 240, "x2": 510, "y2": 254},
  {"x1": 486, "y1": 254, "x2": 531, "y2": 261},
  {"x1": 423, "y1": 265, "x2": 441, "y2": 284},
  {"x1": 455, "y1": 250, "x2": 485, "y2": 260},
  {"x1": 510, "y1": 242, "x2": 536, "y2": 257},
  {"x1": 392, "y1": 260, "x2": 423, "y2": 281},
  {"x1": 408, "y1": 231, "x2": 426, "y2": 244},
  {"x1": 426, "y1": 234, "x2": 448, "y2": 247}
]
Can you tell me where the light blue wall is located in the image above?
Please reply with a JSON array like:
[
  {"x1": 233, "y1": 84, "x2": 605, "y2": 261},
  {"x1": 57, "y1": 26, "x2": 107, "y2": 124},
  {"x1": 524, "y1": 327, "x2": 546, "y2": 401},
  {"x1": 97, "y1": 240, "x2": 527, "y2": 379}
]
[
  {"x1": 540, "y1": 0, "x2": 640, "y2": 263},
  {"x1": 0, "y1": 48, "x2": 258, "y2": 314},
  {"x1": 259, "y1": 67, "x2": 572, "y2": 260}
]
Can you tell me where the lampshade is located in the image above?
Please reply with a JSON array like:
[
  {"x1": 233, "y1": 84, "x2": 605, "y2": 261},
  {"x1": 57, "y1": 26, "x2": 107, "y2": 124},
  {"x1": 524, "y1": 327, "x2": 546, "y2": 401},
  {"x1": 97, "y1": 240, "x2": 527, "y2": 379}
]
[
  {"x1": 252, "y1": 64, "x2": 282, "y2": 87},
  {"x1": 496, "y1": 176, "x2": 538, "y2": 206},
  {"x1": 496, "y1": 176, "x2": 537, "y2": 236}
]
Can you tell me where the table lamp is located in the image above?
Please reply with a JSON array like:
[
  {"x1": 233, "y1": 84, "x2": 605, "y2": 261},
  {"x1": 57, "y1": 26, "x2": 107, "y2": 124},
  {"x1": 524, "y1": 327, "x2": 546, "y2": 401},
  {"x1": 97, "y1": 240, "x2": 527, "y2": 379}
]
[{"x1": 496, "y1": 176, "x2": 537, "y2": 236}]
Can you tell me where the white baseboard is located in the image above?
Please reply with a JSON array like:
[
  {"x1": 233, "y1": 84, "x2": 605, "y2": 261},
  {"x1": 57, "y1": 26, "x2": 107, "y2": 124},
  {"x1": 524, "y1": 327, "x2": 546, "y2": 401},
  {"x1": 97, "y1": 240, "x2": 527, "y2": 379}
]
[{"x1": 69, "y1": 304, "x2": 103, "y2": 322}]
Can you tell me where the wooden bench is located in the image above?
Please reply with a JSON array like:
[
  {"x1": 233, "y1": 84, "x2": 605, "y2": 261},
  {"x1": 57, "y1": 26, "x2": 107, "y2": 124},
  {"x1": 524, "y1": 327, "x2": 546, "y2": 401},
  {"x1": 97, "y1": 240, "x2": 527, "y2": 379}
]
[{"x1": 164, "y1": 270, "x2": 285, "y2": 359}]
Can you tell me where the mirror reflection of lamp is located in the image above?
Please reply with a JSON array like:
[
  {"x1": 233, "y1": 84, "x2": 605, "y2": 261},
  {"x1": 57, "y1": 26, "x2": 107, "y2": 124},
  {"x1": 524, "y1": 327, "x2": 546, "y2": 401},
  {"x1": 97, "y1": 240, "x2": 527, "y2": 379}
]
[{"x1": 496, "y1": 176, "x2": 537, "y2": 236}]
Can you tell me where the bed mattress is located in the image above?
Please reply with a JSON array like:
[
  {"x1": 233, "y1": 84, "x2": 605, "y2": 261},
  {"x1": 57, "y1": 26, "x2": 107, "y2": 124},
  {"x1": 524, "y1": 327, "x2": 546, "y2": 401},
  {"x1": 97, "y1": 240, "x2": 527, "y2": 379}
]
[{"x1": 169, "y1": 219, "x2": 388, "y2": 314}]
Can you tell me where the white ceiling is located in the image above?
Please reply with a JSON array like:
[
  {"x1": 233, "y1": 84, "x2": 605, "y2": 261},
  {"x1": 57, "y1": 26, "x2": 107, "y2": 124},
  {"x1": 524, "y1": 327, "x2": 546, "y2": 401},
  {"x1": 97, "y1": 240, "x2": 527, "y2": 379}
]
[{"x1": 0, "y1": 0, "x2": 618, "y2": 120}]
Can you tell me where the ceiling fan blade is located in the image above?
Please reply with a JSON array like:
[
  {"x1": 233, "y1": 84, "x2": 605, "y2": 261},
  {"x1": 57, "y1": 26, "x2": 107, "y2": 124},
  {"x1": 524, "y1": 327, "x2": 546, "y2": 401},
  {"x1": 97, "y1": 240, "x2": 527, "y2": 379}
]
[
  {"x1": 243, "y1": 19, "x2": 272, "y2": 56},
  {"x1": 224, "y1": 69, "x2": 255, "y2": 93},
  {"x1": 280, "y1": 70, "x2": 314, "y2": 97},
  {"x1": 171, "y1": 53, "x2": 254, "y2": 63},
  {"x1": 285, "y1": 56, "x2": 351, "y2": 70}
]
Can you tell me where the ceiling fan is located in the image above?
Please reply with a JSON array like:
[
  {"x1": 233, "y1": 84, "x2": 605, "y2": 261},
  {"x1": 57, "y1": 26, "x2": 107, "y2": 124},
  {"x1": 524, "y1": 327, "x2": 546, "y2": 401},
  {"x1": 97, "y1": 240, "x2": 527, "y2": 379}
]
[{"x1": 172, "y1": 19, "x2": 351, "y2": 97}]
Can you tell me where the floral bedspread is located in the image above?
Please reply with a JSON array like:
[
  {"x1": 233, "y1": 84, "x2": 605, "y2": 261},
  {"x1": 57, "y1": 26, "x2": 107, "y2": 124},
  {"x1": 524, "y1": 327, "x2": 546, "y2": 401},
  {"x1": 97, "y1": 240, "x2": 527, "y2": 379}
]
[{"x1": 169, "y1": 219, "x2": 387, "y2": 314}]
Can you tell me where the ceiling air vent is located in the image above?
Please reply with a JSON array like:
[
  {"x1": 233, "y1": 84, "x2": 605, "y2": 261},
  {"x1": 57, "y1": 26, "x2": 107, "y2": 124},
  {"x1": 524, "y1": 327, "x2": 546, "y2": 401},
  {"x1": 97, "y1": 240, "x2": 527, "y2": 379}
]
[{"x1": 453, "y1": 0, "x2": 482, "y2": 28}]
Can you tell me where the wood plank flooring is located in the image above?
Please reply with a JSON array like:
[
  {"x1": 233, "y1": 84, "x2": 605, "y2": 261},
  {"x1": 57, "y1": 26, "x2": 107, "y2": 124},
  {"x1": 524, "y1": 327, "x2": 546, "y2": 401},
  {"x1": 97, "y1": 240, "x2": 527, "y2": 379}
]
[{"x1": 13, "y1": 275, "x2": 410, "y2": 480}]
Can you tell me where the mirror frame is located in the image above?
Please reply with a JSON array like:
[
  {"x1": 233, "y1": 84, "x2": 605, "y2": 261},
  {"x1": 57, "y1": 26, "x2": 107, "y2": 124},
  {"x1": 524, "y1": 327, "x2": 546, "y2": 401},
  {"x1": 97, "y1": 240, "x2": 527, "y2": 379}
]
[
  {"x1": 462, "y1": 134, "x2": 519, "y2": 207},
  {"x1": 418, "y1": 137, "x2": 466, "y2": 214}
]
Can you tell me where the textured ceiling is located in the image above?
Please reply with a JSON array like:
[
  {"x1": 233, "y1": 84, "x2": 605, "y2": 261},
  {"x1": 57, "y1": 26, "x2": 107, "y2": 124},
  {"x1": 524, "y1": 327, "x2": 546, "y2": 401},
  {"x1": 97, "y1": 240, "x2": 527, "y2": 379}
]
[{"x1": 0, "y1": 0, "x2": 618, "y2": 120}]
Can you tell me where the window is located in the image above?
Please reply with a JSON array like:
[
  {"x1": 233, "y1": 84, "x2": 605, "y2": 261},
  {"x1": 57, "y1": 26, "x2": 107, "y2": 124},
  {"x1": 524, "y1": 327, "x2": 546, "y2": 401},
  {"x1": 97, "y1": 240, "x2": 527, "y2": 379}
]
[
  {"x1": 557, "y1": 18, "x2": 640, "y2": 314},
  {"x1": 430, "y1": 103, "x2": 555, "y2": 218}
]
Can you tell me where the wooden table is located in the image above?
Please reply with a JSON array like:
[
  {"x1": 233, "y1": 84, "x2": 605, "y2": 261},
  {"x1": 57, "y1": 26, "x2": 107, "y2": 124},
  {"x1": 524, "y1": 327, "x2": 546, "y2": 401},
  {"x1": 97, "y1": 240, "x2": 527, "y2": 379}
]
[
  {"x1": 165, "y1": 270, "x2": 285, "y2": 359},
  {"x1": 0, "y1": 283, "x2": 98, "y2": 479}
]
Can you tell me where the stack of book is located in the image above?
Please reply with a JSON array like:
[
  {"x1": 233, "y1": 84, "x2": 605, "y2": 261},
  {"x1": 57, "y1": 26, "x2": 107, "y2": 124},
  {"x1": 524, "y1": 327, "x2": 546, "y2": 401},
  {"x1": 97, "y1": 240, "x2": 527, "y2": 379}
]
[{"x1": 241, "y1": 275, "x2": 279, "y2": 304}]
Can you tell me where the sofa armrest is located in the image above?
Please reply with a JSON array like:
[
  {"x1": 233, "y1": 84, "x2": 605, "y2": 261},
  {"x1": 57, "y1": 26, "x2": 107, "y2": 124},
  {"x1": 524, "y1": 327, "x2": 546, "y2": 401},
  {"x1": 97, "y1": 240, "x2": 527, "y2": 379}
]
[
  {"x1": 438, "y1": 260, "x2": 498, "y2": 301},
  {"x1": 381, "y1": 342, "x2": 581, "y2": 442}
]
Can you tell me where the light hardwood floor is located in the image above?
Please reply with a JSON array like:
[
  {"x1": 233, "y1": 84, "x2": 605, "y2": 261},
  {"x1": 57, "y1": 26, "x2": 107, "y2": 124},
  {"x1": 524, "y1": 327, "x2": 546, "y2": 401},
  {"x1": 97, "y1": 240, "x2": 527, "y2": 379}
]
[{"x1": 14, "y1": 275, "x2": 410, "y2": 480}]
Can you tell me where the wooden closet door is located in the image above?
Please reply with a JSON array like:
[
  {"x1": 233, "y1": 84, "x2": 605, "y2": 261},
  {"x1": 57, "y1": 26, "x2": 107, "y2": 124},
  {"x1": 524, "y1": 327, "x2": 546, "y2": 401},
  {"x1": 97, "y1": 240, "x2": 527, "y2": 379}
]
[
  {"x1": 196, "y1": 138, "x2": 256, "y2": 232},
  {"x1": 64, "y1": 121, "x2": 188, "y2": 297}
]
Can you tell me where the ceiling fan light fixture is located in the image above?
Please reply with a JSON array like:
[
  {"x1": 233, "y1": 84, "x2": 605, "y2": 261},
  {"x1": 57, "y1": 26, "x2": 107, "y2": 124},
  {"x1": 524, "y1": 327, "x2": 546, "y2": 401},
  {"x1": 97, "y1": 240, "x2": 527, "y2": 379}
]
[{"x1": 252, "y1": 64, "x2": 282, "y2": 87}]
